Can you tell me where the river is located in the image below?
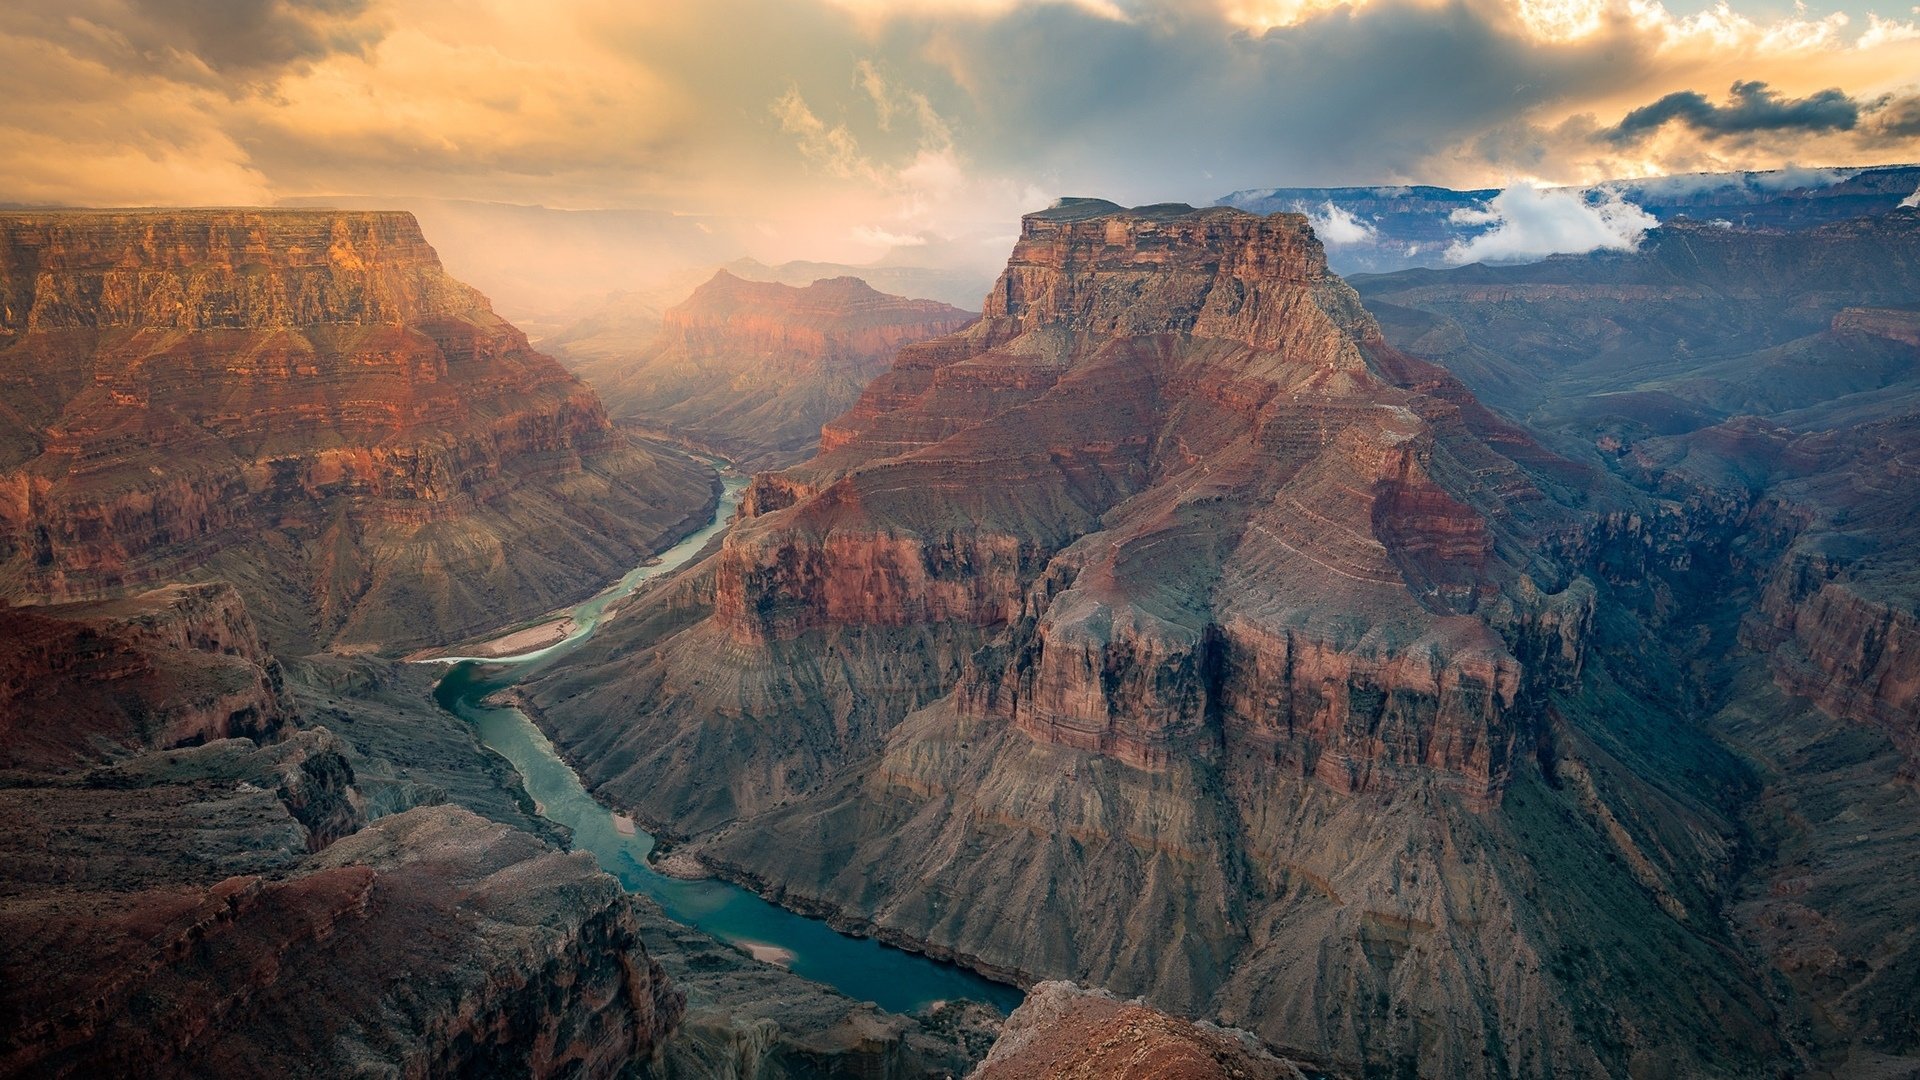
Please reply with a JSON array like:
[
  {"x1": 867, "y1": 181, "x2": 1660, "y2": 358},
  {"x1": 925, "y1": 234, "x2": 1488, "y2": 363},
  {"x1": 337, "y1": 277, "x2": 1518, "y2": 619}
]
[{"x1": 427, "y1": 462, "x2": 1025, "y2": 1016}]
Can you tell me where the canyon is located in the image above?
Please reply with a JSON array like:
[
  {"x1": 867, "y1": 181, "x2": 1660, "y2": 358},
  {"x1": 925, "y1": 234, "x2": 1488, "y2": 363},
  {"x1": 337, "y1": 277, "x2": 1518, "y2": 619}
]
[
  {"x1": 0, "y1": 211, "x2": 1017, "y2": 1080},
  {"x1": 522, "y1": 198, "x2": 1811, "y2": 1077},
  {"x1": 556, "y1": 270, "x2": 976, "y2": 470},
  {"x1": 4, "y1": 191, "x2": 1918, "y2": 1079},
  {"x1": 0, "y1": 584, "x2": 684, "y2": 1077}
]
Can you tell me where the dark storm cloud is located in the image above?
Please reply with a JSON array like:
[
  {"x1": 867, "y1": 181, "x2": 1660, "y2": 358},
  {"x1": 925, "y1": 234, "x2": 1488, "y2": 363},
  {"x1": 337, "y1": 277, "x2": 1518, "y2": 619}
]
[
  {"x1": 1866, "y1": 93, "x2": 1920, "y2": 139},
  {"x1": 127, "y1": 0, "x2": 381, "y2": 74},
  {"x1": 855, "y1": 0, "x2": 1669, "y2": 197},
  {"x1": 13, "y1": 0, "x2": 381, "y2": 82},
  {"x1": 1604, "y1": 80, "x2": 1860, "y2": 144}
]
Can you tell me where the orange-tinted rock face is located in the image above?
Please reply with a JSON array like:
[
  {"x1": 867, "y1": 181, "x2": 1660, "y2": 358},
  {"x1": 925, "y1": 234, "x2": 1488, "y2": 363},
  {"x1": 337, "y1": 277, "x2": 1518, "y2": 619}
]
[
  {"x1": 558, "y1": 269, "x2": 975, "y2": 469},
  {"x1": 661, "y1": 270, "x2": 975, "y2": 366},
  {"x1": 1831, "y1": 305, "x2": 1920, "y2": 348},
  {"x1": 973, "y1": 981, "x2": 1301, "y2": 1080},
  {"x1": 0, "y1": 210, "x2": 713, "y2": 651},
  {"x1": 707, "y1": 198, "x2": 1586, "y2": 802}
]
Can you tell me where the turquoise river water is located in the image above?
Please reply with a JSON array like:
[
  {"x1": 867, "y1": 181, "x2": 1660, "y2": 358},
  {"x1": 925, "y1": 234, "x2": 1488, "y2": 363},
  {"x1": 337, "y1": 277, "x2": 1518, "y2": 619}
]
[{"x1": 428, "y1": 464, "x2": 1024, "y2": 1016}]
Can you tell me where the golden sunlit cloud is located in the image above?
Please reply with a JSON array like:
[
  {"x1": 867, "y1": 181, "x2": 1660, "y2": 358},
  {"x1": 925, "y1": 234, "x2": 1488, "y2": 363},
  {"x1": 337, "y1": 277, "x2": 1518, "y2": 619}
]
[{"x1": 1, "y1": 0, "x2": 1917, "y2": 278}]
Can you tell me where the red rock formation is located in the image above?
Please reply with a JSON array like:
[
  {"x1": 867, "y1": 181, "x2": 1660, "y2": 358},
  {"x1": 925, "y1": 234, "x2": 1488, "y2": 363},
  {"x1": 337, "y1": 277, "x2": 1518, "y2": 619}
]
[
  {"x1": 0, "y1": 574, "x2": 684, "y2": 1076},
  {"x1": 1832, "y1": 305, "x2": 1920, "y2": 348},
  {"x1": 702, "y1": 199, "x2": 1587, "y2": 803},
  {"x1": 0, "y1": 209, "x2": 713, "y2": 651},
  {"x1": 0, "y1": 805, "x2": 683, "y2": 1079},
  {"x1": 557, "y1": 270, "x2": 975, "y2": 469},
  {"x1": 973, "y1": 982, "x2": 1304, "y2": 1080},
  {"x1": 522, "y1": 202, "x2": 1788, "y2": 1078}
]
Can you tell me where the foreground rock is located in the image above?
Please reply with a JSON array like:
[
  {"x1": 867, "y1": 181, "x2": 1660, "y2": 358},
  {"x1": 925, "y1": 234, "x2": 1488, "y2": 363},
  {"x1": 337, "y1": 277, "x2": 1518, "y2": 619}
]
[
  {"x1": 0, "y1": 585, "x2": 683, "y2": 1077},
  {"x1": 0, "y1": 209, "x2": 714, "y2": 651},
  {"x1": 526, "y1": 200, "x2": 1792, "y2": 1076},
  {"x1": 557, "y1": 270, "x2": 975, "y2": 469},
  {"x1": 1, "y1": 802, "x2": 683, "y2": 1078},
  {"x1": 973, "y1": 982, "x2": 1304, "y2": 1080}
]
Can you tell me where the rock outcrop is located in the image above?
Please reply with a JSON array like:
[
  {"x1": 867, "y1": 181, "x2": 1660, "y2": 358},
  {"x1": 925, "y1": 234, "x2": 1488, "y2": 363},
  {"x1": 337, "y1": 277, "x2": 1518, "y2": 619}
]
[
  {"x1": 0, "y1": 209, "x2": 715, "y2": 651},
  {"x1": 524, "y1": 201, "x2": 1784, "y2": 1076},
  {"x1": 1, "y1": 803, "x2": 683, "y2": 1079},
  {"x1": 557, "y1": 270, "x2": 975, "y2": 469},
  {"x1": 972, "y1": 982, "x2": 1304, "y2": 1080},
  {"x1": 0, "y1": 582, "x2": 290, "y2": 769}
]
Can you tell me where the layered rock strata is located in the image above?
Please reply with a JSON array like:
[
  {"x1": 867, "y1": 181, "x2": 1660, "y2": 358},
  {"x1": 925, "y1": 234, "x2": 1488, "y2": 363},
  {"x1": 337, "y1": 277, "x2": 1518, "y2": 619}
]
[
  {"x1": 525, "y1": 201, "x2": 1783, "y2": 1076},
  {"x1": 0, "y1": 582, "x2": 290, "y2": 768},
  {"x1": 0, "y1": 209, "x2": 714, "y2": 651},
  {"x1": 1363, "y1": 205, "x2": 1920, "y2": 1074}
]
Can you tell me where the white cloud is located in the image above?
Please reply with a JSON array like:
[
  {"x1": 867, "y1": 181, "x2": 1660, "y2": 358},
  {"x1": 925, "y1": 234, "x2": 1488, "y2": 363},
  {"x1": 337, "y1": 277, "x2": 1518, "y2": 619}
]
[
  {"x1": 1301, "y1": 201, "x2": 1378, "y2": 245},
  {"x1": 1445, "y1": 182, "x2": 1656, "y2": 264}
]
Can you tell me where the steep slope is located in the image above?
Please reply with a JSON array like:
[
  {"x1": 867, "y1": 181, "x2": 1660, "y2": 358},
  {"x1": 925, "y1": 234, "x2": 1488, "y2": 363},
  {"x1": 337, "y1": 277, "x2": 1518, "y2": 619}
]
[
  {"x1": 1361, "y1": 211, "x2": 1920, "y2": 1075},
  {"x1": 558, "y1": 270, "x2": 976, "y2": 469},
  {"x1": 525, "y1": 200, "x2": 1784, "y2": 1077},
  {"x1": 0, "y1": 209, "x2": 714, "y2": 652},
  {"x1": 0, "y1": 582, "x2": 291, "y2": 769}
]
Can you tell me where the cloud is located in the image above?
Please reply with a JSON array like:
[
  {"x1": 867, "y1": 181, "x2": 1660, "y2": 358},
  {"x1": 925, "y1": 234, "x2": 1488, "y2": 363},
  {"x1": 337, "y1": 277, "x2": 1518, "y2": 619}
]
[
  {"x1": 1445, "y1": 183, "x2": 1656, "y2": 264},
  {"x1": 5, "y1": 0, "x2": 1920, "y2": 288},
  {"x1": 1301, "y1": 201, "x2": 1378, "y2": 245},
  {"x1": 1604, "y1": 80, "x2": 1860, "y2": 144}
]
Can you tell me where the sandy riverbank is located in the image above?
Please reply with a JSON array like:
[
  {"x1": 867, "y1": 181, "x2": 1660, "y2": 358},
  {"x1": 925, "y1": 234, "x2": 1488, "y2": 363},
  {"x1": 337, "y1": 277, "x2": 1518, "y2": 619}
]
[{"x1": 413, "y1": 614, "x2": 577, "y2": 661}]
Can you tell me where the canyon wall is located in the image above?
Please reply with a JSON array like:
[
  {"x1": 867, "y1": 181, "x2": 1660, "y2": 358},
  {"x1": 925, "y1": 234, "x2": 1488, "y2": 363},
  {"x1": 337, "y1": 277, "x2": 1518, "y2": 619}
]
[
  {"x1": 0, "y1": 209, "x2": 714, "y2": 652},
  {"x1": 1364, "y1": 205, "x2": 1920, "y2": 1074}
]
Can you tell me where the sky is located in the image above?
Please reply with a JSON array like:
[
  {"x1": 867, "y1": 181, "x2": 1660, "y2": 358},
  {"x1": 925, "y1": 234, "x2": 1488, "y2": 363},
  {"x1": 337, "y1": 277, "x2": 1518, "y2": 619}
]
[{"x1": 5, "y1": 0, "x2": 1919, "y2": 282}]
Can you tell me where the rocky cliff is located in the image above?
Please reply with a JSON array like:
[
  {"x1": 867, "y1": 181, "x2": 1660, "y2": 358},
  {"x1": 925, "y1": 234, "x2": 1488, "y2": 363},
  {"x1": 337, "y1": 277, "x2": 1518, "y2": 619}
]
[
  {"x1": 0, "y1": 209, "x2": 714, "y2": 652},
  {"x1": 1363, "y1": 205, "x2": 1920, "y2": 1075},
  {"x1": 523, "y1": 200, "x2": 1786, "y2": 1076},
  {"x1": 557, "y1": 270, "x2": 975, "y2": 469}
]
